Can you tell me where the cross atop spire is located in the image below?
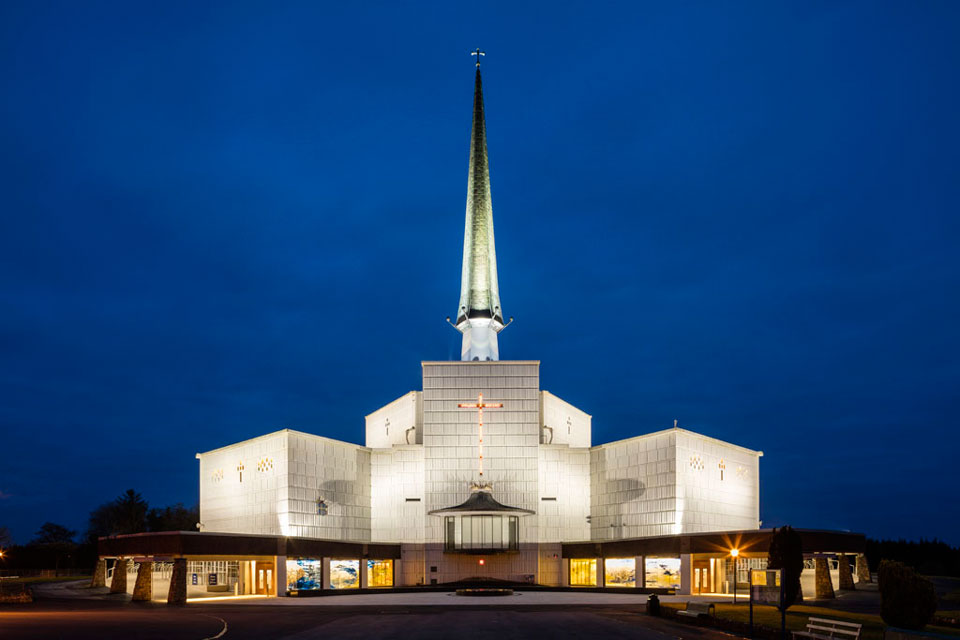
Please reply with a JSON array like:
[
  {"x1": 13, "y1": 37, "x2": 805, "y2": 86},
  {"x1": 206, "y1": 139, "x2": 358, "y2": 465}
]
[{"x1": 471, "y1": 48, "x2": 485, "y2": 67}]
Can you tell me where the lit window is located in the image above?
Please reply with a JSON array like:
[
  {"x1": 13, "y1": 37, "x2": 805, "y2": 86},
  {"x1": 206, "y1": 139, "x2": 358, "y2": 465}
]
[
  {"x1": 645, "y1": 557, "x2": 681, "y2": 589},
  {"x1": 689, "y1": 455, "x2": 704, "y2": 471},
  {"x1": 604, "y1": 558, "x2": 635, "y2": 587},
  {"x1": 367, "y1": 560, "x2": 393, "y2": 587},
  {"x1": 570, "y1": 559, "x2": 597, "y2": 586},
  {"x1": 330, "y1": 560, "x2": 359, "y2": 589},
  {"x1": 286, "y1": 559, "x2": 322, "y2": 591},
  {"x1": 211, "y1": 469, "x2": 223, "y2": 483},
  {"x1": 257, "y1": 457, "x2": 274, "y2": 472}
]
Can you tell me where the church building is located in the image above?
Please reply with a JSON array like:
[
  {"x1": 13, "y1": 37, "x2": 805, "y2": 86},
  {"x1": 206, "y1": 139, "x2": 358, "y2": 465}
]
[{"x1": 96, "y1": 58, "x2": 867, "y2": 603}]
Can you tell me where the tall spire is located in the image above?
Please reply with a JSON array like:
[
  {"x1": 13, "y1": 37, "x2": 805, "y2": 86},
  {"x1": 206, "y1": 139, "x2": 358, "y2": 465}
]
[{"x1": 455, "y1": 54, "x2": 506, "y2": 361}]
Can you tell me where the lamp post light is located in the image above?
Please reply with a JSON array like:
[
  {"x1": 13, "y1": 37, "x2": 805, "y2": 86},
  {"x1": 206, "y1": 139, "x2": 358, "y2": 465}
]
[{"x1": 731, "y1": 548, "x2": 740, "y2": 603}]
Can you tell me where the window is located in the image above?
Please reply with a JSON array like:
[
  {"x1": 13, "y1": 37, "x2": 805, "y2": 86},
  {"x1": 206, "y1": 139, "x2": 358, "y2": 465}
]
[
  {"x1": 570, "y1": 559, "x2": 597, "y2": 586},
  {"x1": 645, "y1": 557, "x2": 681, "y2": 589},
  {"x1": 286, "y1": 559, "x2": 323, "y2": 591},
  {"x1": 604, "y1": 558, "x2": 636, "y2": 587},
  {"x1": 330, "y1": 560, "x2": 359, "y2": 589},
  {"x1": 367, "y1": 560, "x2": 393, "y2": 587},
  {"x1": 444, "y1": 516, "x2": 519, "y2": 551}
]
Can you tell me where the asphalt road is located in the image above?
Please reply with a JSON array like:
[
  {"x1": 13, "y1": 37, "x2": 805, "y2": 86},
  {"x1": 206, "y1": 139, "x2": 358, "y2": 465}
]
[{"x1": 0, "y1": 599, "x2": 744, "y2": 640}]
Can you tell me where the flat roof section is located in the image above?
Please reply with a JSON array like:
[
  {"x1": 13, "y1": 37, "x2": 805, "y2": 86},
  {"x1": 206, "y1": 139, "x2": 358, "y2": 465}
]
[
  {"x1": 562, "y1": 528, "x2": 866, "y2": 558},
  {"x1": 98, "y1": 531, "x2": 401, "y2": 560}
]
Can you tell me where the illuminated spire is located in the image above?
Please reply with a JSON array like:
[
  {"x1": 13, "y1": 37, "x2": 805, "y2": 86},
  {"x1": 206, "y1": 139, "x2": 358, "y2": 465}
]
[{"x1": 454, "y1": 52, "x2": 508, "y2": 361}]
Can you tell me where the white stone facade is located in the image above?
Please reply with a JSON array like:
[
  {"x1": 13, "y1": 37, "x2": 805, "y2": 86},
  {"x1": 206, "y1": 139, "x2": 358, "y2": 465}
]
[{"x1": 197, "y1": 360, "x2": 762, "y2": 586}]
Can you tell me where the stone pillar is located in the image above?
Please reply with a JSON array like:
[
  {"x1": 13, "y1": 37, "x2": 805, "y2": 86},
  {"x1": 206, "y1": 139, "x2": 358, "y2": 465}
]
[
  {"x1": 678, "y1": 554, "x2": 691, "y2": 595},
  {"x1": 167, "y1": 558, "x2": 187, "y2": 605},
  {"x1": 90, "y1": 559, "x2": 106, "y2": 588},
  {"x1": 110, "y1": 558, "x2": 128, "y2": 594},
  {"x1": 598, "y1": 558, "x2": 606, "y2": 588},
  {"x1": 393, "y1": 559, "x2": 401, "y2": 587},
  {"x1": 132, "y1": 561, "x2": 153, "y2": 601},
  {"x1": 276, "y1": 556, "x2": 287, "y2": 596},
  {"x1": 856, "y1": 553, "x2": 871, "y2": 583},
  {"x1": 322, "y1": 558, "x2": 331, "y2": 590},
  {"x1": 636, "y1": 556, "x2": 645, "y2": 589},
  {"x1": 838, "y1": 554, "x2": 855, "y2": 590},
  {"x1": 561, "y1": 558, "x2": 569, "y2": 586},
  {"x1": 360, "y1": 558, "x2": 369, "y2": 589},
  {"x1": 814, "y1": 557, "x2": 835, "y2": 599}
]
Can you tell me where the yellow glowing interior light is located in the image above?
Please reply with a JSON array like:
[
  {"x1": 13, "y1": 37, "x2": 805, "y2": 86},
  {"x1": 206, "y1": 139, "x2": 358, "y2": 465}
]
[{"x1": 731, "y1": 548, "x2": 740, "y2": 557}]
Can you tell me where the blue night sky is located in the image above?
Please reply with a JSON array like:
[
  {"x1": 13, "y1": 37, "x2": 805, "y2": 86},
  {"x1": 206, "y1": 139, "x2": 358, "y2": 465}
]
[{"x1": 2, "y1": 2, "x2": 958, "y2": 545}]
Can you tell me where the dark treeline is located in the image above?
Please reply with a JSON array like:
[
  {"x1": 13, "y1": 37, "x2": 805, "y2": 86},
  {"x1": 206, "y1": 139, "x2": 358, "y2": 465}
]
[
  {"x1": 866, "y1": 538, "x2": 960, "y2": 577},
  {"x1": 0, "y1": 489, "x2": 197, "y2": 574}
]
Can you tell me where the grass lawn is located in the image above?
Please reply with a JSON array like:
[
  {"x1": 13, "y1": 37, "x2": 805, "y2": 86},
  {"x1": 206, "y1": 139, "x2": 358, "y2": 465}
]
[{"x1": 665, "y1": 602, "x2": 960, "y2": 640}]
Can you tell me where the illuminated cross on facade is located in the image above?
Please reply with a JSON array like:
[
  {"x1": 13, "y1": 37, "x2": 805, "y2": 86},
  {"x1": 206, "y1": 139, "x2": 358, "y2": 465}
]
[
  {"x1": 457, "y1": 392, "x2": 502, "y2": 478},
  {"x1": 719, "y1": 459, "x2": 726, "y2": 481}
]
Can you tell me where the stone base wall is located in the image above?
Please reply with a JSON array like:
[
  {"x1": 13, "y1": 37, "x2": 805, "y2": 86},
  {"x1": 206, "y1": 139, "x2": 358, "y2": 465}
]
[
  {"x1": 814, "y1": 557, "x2": 835, "y2": 599},
  {"x1": 90, "y1": 559, "x2": 106, "y2": 588}
]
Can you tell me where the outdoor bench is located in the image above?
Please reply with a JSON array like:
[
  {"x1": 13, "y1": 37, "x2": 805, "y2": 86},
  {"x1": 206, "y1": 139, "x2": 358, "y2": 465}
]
[
  {"x1": 792, "y1": 617, "x2": 863, "y2": 640},
  {"x1": 677, "y1": 602, "x2": 715, "y2": 618}
]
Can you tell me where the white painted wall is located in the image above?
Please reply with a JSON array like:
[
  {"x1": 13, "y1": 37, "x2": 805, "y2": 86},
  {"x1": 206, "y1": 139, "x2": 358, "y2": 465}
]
[
  {"x1": 590, "y1": 430, "x2": 678, "y2": 539},
  {"x1": 538, "y1": 445, "x2": 591, "y2": 542},
  {"x1": 675, "y1": 429, "x2": 760, "y2": 533},
  {"x1": 198, "y1": 431, "x2": 289, "y2": 535},
  {"x1": 370, "y1": 446, "x2": 425, "y2": 542},
  {"x1": 540, "y1": 391, "x2": 591, "y2": 448},
  {"x1": 198, "y1": 430, "x2": 371, "y2": 541},
  {"x1": 365, "y1": 392, "x2": 422, "y2": 448}
]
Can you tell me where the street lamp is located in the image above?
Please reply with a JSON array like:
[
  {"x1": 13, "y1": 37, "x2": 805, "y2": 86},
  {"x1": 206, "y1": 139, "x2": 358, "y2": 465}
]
[{"x1": 730, "y1": 548, "x2": 740, "y2": 603}]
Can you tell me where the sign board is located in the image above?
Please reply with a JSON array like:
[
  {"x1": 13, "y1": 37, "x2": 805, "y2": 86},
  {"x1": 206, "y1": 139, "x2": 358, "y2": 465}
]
[
  {"x1": 750, "y1": 569, "x2": 781, "y2": 605},
  {"x1": 208, "y1": 573, "x2": 218, "y2": 586},
  {"x1": 191, "y1": 573, "x2": 198, "y2": 585}
]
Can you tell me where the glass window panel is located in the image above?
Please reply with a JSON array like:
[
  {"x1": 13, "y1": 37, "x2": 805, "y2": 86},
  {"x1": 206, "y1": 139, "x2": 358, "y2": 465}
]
[
  {"x1": 286, "y1": 559, "x2": 324, "y2": 591},
  {"x1": 604, "y1": 558, "x2": 636, "y2": 587},
  {"x1": 330, "y1": 560, "x2": 360, "y2": 589},
  {"x1": 644, "y1": 557, "x2": 681, "y2": 590},
  {"x1": 570, "y1": 559, "x2": 597, "y2": 586},
  {"x1": 471, "y1": 517, "x2": 482, "y2": 550},
  {"x1": 367, "y1": 560, "x2": 393, "y2": 588}
]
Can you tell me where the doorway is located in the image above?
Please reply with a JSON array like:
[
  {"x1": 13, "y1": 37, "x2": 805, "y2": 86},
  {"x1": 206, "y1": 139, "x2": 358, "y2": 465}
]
[
  {"x1": 255, "y1": 562, "x2": 274, "y2": 596},
  {"x1": 693, "y1": 561, "x2": 711, "y2": 595}
]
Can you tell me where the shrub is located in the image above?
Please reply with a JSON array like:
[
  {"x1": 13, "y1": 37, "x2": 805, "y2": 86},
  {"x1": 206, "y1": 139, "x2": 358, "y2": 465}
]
[{"x1": 878, "y1": 559, "x2": 937, "y2": 630}]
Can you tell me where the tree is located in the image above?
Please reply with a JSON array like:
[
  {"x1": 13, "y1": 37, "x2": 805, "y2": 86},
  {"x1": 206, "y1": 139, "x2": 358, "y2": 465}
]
[
  {"x1": 147, "y1": 503, "x2": 199, "y2": 532},
  {"x1": 86, "y1": 489, "x2": 149, "y2": 541},
  {"x1": 878, "y1": 560, "x2": 937, "y2": 630},
  {"x1": 0, "y1": 526, "x2": 12, "y2": 548},
  {"x1": 768, "y1": 526, "x2": 804, "y2": 637},
  {"x1": 31, "y1": 523, "x2": 77, "y2": 545},
  {"x1": 29, "y1": 522, "x2": 78, "y2": 574}
]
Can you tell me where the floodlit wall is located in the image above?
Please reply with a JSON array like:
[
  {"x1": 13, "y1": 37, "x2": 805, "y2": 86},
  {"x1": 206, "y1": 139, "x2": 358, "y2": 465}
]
[
  {"x1": 421, "y1": 361, "x2": 541, "y2": 583},
  {"x1": 540, "y1": 391, "x2": 591, "y2": 448},
  {"x1": 675, "y1": 429, "x2": 760, "y2": 533},
  {"x1": 198, "y1": 430, "x2": 372, "y2": 540},
  {"x1": 284, "y1": 431, "x2": 371, "y2": 541},
  {"x1": 590, "y1": 430, "x2": 678, "y2": 539},
  {"x1": 370, "y1": 445, "x2": 426, "y2": 542},
  {"x1": 198, "y1": 431, "x2": 290, "y2": 535},
  {"x1": 365, "y1": 392, "x2": 422, "y2": 448},
  {"x1": 538, "y1": 445, "x2": 591, "y2": 542}
]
